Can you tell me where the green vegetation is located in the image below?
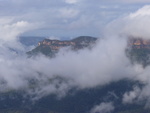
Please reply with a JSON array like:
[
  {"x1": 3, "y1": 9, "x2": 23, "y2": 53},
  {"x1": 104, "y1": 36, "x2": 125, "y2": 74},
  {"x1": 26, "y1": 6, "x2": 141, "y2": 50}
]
[
  {"x1": 27, "y1": 45, "x2": 55, "y2": 57},
  {"x1": 15, "y1": 37, "x2": 150, "y2": 113},
  {"x1": 0, "y1": 79, "x2": 146, "y2": 113},
  {"x1": 127, "y1": 48, "x2": 150, "y2": 67},
  {"x1": 27, "y1": 36, "x2": 97, "y2": 57},
  {"x1": 118, "y1": 108, "x2": 150, "y2": 113}
]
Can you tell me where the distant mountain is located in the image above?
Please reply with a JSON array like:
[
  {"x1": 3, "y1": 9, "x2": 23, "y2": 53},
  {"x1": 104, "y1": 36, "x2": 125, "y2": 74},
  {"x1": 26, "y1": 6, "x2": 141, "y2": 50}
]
[
  {"x1": 0, "y1": 36, "x2": 150, "y2": 113},
  {"x1": 27, "y1": 36, "x2": 150, "y2": 66},
  {"x1": 27, "y1": 36, "x2": 97, "y2": 56}
]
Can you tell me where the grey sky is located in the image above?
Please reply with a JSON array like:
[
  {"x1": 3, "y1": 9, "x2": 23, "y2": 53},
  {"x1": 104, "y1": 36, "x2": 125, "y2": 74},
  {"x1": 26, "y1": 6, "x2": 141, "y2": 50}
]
[{"x1": 0, "y1": 0, "x2": 150, "y2": 38}]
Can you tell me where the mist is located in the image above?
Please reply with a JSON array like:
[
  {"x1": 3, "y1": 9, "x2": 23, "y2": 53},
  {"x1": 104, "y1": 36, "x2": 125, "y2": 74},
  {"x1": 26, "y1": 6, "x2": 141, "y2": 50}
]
[{"x1": 1, "y1": 5, "x2": 150, "y2": 110}]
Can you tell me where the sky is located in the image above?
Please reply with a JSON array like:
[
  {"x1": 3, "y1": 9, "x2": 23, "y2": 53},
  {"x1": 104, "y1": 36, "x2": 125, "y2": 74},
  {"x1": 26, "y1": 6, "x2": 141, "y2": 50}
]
[{"x1": 0, "y1": 0, "x2": 150, "y2": 38}]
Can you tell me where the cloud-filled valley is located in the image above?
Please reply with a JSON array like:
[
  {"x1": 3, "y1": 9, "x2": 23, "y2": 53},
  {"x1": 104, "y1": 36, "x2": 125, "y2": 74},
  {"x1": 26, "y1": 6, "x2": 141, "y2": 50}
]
[{"x1": 1, "y1": 3, "x2": 150, "y2": 113}]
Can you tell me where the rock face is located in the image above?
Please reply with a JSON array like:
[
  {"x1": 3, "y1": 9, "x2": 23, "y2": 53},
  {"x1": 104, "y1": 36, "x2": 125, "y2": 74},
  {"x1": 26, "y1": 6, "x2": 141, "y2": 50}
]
[
  {"x1": 38, "y1": 39, "x2": 76, "y2": 51},
  {"x1": 28, "y1": 36, "x2": 97, "y2": 56},
  {"x1": 127, "y1": 38, "x2": 150, "y2": 67},
  {"x1": 128, "y1": 38, "x2": 150, "y2": 49},
  {"x1": 38, "y1": 36, "x2": 97, "y2": 50},
  {"x1": 37, "y1": 37, "x2": 150, "y2": 51},
  {"x1": 28, "y1": 36, "x2": 150, "y2": 57}
]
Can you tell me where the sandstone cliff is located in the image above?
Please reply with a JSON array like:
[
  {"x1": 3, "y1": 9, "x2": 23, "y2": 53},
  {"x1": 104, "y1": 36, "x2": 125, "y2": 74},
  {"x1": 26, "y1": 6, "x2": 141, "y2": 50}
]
[
  {"x1": 28, "y1": 36, "x2": 97, "y2": 56},
  {"x1": 128, "y1": 38, "x2": 150, "y2": 49},
  {"x1": 28, "y1": 36, "x2": 150, "y2": 57}
]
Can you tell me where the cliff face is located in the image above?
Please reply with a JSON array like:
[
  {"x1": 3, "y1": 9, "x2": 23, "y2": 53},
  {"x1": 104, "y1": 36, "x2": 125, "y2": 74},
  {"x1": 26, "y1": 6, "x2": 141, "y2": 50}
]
[
  {"x1": 28, "y1": 36, "x2": 97, "y2": 56},
  {"x1": 38, "y1": 36, "x2": 97, "y2": 51},
  {"x1": 126, "y1": 38, "x2": 150, "y2": 67},
  {"x1": 38, "y1": 37, "x2": 150, "y2": 52},
  {"x1": 38, "y1": 39, "x2": 76, "y2": 51},
  {"x1": 128, "y1": 38, "x2": 150, "y2": 49},
  {"x1": 28, "y1": 36, "x2": 150, "y2": 57}
]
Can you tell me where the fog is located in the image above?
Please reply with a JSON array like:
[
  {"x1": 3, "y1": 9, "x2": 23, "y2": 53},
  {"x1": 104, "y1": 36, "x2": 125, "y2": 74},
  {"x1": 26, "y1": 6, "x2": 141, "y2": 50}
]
[{"x1": 1, "y1": 5, "x2": 150, "y2": 109}]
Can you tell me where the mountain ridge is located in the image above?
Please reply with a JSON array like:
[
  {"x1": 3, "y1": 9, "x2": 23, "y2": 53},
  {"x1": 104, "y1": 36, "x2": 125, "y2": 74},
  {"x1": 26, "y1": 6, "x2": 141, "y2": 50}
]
[
  {"x1": 27, "y1": 36, "x2": 97, "y2": 56},
  {"x1": 27, "y1": 36, "x2": 150, "y2": 57}
]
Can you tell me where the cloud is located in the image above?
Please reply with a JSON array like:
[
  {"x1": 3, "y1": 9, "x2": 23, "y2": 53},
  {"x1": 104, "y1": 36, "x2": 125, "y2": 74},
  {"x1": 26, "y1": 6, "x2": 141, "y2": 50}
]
[
  {"x1": 104, "y1": 5, "x2": 150, "y2": 107},
  {"x1": 90, "y1": 102, "x2": 114, "y2": 113},
  {"x1": 53, "y1": 37, "x2": 133, "y2": 89},
  {"x1": 1, "y1": 3, "x2": 150, "y2": 106},
  {"x1": 0, "y1": 17, "x2": 38, "y2": 50},
  {"x1": 0, "y1": 3, "x2": 142, "y2": 99},
  {"x1": 118, "y1": 0, "x2": 150, "y2": 3},
  {"x1": 0, "y1": 21, "x2": 134, "y2": 98},
  {"x1": 123, "y1": 5, "x2": 150, "y2": 39},
  {"x1": 22, "y1": 5, "x2": 150, "y2": 103},
  {"x1": 105, "y1": 5, "x2": 150, "y2": 40},
  {"x1": 100, "y1": 0, "x2": 150, "y2": 4},
  {"x1": 125, "y1": 65, "x2": 150, "y2": 107},
  {"x1": 64, "y1": 0, "x2": 78, "y2": 4},
  {"x1": 0, "y1": 0, "x2": 143, "y2": 37},
  {"x1": 0, "y1": 31, "x2": 135, "y2": 100},
  {"x1": 59, "y1": 8, "x2": 79, "y2": 18},
  {"x1": 122, "y1": 87, "x2": 141, "y2": 104}
]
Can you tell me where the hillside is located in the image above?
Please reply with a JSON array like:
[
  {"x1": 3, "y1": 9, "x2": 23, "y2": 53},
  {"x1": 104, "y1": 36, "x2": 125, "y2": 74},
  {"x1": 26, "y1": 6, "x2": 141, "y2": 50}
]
[
  {"x1": 0, "y1": 79, "x2": 147, "y2": 113},
  {"x1": 8, "y1": 36, "x2": 149, "y2": 113},
  {"x1": 27, "y1": 36, "x2": 97, "y2": 56},
  {"x1": 28, "y1": 36, "x2": 150, "y2": 55},
  {"x1": 27, "y1": 36, "x2": 150, "y2": 66},
  {"x1": 127, "y1": 38, "x2": 150, "y2": 66}
]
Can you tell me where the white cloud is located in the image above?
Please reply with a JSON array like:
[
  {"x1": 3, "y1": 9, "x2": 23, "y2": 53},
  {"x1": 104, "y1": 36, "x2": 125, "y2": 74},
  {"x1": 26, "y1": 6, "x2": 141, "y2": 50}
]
[
  {"x1": 129, "y1": 5, "x2": 150, "y2": 18},
  {"x1": 105, "y1": 5, "x2": 150, "y2": 40},
  {"x1": 64, "y1": 0, "x2": 78, "y2": 4},
  {"x1": 123, "y1": 87, "x2": 141, "y2": 104},
  {"x1": 90, "y1": 102, "x2": 114, "y2": 113},
  {"x1": 1, "y1": 2, "x2": 150, "y2": 103},
  {"x1": 0, "y1": 3, "x2": 139, "y2": 98},
  {"x1": 0, "y1": 17, "x2": 38, "y2": 50},
  {"x1": 0, "y1": 22, "x2": 134, "y2": 97},
  {"x1": 120, "y1": 0, "x2": 150, "y2": 3},
  {"x1": 105, "y1": 5, "x2": 150, "y2": 107},
  {"x1": 0, "y1": 0, "x2": 143, "y2": 37},
  {"x1": 59, "y1": 8, "x2": 79, "y2": 18},
  {"x1": 102, "y1": 0, "x2": 150, "y2": 3}
]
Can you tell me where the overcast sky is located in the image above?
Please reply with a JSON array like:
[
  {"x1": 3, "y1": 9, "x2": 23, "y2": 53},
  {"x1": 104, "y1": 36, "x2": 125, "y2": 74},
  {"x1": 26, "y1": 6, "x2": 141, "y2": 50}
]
[{"x1": 0, "y1": 0, "x2": 150, "y2": 38}]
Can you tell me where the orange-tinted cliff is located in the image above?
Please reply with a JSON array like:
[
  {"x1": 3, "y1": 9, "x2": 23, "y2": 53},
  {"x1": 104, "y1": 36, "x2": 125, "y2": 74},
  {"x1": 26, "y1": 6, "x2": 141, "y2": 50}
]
[
  {"x1": 37, "y1": 36, "x2": 97, "y2": 51},
  {"x1": 38, "y1": 37, "x2": 150, "y2": 51},
  {"x1": 38, "y1": 39, "x2": 76, "y2": 51},
  {"x1": 28, "y1": 36, "x2": 150, "y2": 57},
  {"x1": 128, "y1": 38, "x2": 150, "y2": 49},
  {"x1": 28, "y1": 36, "x2": 97, "y2": 56}
]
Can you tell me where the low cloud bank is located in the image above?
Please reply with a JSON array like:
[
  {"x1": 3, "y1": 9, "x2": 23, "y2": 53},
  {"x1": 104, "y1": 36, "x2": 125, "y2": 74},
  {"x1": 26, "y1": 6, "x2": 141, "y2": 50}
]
[{"x1": 1, "y1": 5, "x2": 150, "y2": 109}]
